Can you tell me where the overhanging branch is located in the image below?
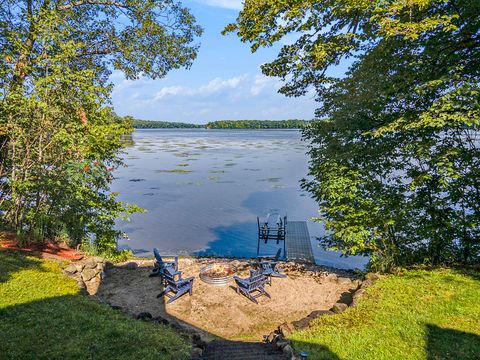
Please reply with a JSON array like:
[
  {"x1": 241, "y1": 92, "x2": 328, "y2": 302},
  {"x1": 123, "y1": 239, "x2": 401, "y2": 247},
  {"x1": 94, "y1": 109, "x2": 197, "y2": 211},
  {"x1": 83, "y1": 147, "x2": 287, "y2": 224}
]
[{"x1": 58, "y1": 0, "x2": 128, "y2": 11}]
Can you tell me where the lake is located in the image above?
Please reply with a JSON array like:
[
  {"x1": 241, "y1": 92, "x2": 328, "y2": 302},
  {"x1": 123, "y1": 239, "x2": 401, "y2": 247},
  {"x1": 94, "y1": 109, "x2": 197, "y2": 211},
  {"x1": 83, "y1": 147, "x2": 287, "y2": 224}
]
[{"x1": 111, "y1": 129, "x2": 367, "y2": 269}]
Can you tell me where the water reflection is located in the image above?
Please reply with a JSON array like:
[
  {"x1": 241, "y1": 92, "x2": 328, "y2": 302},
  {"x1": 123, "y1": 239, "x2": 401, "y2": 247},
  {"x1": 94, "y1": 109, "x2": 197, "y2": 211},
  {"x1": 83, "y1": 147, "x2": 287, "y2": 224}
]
[{"x1": 111, "y1": 129, "x2": 367, "y2": 270}]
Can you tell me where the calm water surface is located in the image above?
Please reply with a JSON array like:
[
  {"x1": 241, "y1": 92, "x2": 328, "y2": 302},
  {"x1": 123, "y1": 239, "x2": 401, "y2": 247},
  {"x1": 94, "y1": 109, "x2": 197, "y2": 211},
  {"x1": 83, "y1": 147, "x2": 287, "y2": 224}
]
[{"x1": 112, "y1": 129, "x2": 367, "y2": 269}]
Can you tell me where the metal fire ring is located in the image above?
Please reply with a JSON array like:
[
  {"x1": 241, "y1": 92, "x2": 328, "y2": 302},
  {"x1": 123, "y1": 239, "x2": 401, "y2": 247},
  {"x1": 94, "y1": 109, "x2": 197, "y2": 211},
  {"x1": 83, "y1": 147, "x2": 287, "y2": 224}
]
[{"x1": 199, "y1": 263, "x2": 237, "y2": 286}]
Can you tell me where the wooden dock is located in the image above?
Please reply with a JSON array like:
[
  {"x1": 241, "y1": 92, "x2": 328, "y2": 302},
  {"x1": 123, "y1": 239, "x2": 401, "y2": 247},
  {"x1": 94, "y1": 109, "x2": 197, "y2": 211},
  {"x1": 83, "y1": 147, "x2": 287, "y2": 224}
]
[{"x1": 285, "y1": 221, "x2": 315, "y2": 264}]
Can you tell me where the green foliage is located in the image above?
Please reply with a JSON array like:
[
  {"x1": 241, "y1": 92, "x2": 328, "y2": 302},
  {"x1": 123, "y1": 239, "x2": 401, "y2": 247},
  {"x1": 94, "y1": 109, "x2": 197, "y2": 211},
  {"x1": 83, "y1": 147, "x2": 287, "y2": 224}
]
[
  {"x1": 290, "y1": 268, "x2": 480, "y2": 360},
  {"x1": 0, "y1": 252, "x2": 190, "y2": 359},
  {"x1": 227, "y1": 0, "x2": 480, "y2": 270},
  {"x1": 131, "y1": 118, "x2": 203, "y2": 129},
  {"x1": 0, "y1": 1, "x2": 201, "y2": 250},
  {"x1": 80, "y1": 238, "x2": 134, "y2": 263},
  {"x1": 206, "y1": 119, "x2": 310, "y2": 129}
]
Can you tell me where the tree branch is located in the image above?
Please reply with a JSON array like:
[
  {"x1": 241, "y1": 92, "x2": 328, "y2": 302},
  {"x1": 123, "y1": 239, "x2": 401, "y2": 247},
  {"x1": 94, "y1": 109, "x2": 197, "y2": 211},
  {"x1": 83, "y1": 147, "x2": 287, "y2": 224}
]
[{"x1": 58, "y1": 0, "x2": 128, "y2": 11}]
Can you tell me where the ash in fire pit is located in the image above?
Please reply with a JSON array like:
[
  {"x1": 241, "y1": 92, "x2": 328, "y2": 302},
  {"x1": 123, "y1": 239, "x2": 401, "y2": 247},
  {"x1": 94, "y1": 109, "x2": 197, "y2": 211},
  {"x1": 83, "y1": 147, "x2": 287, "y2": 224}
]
[{"x1": 200, "y1": 263, "x2": 237, "y2": 285}]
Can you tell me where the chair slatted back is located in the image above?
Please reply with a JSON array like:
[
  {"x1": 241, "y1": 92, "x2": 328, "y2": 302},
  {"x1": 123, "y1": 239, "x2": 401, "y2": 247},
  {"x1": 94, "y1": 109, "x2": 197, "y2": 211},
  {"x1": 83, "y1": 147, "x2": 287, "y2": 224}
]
[
  {"x1": 153, "y1": 248, "x2": 164, "y2": 265},
  {"x1": 164, "y1": 269, "x2": 183, "y2": 290},
  {"x1": 247, "y1": 269, "x2": 265, "y2": 291}
]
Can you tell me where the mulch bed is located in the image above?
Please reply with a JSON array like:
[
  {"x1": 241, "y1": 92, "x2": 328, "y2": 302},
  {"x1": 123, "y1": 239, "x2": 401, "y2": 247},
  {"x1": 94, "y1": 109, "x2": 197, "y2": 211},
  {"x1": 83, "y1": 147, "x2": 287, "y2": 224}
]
[{"x1": 0, "y1": 231, "x2": 84, "y2": 261}]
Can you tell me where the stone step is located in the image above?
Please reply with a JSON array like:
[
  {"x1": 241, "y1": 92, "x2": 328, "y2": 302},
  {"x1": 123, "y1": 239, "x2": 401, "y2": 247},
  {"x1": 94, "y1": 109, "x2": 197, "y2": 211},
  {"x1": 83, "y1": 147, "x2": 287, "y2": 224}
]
[{"x1": 198, "y1": 340, "x2": 289, "y2": 360}]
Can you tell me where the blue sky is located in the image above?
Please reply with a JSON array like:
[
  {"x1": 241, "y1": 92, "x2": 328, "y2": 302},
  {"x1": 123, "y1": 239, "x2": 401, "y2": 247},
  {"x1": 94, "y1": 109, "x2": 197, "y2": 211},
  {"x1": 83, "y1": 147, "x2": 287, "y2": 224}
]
[{"x1": 110, "y1": 0, "x2": 318, "y2": 124}]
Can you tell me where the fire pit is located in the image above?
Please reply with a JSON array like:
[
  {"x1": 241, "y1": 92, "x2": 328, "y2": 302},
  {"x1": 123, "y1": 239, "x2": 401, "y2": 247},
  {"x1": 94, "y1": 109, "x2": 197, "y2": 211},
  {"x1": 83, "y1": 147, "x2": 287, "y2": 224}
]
[{"x1": 199, "y1": 263, "x2": 237, "y2": 286}]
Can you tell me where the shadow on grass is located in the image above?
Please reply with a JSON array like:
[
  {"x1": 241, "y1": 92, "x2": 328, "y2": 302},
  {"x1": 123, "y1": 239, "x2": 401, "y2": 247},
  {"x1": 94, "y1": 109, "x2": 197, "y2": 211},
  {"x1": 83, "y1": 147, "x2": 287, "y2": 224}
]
[
  {"x1": 287, "y1": 341, "x2": 341, "y2": 360},
  {"x1": 0, "y1": 251, "x2": 190, "y2": 359},
  {"x1": 452, "y1": 266, "x2": 480, "y2": 282},
  {"x1": 0, "y1": 251, "x2": 46, "y2": 284},
  {"x1": 426, "y1": 324, "x2": 480, "y2": 360},
  {"x1": 0, "y1": 294, "x2": 189, "y2": 359}
]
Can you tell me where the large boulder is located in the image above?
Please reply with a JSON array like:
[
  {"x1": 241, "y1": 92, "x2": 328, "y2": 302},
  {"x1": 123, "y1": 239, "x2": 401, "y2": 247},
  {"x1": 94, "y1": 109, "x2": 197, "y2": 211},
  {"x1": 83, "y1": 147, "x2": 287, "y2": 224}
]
[
  {"x1": 83, "y1": 258, "x2": 98, "y2": 270},
  {"x1": 351, "y1": 288, "x2": 366, "y2": 307},
  {"x1": 64, "y1": 263, "x2": 77, "y2": 274},
  {"x1": 337, "y1": 277, "x2": 353, "y2": 286},
  {"x1": 361, "y1": 279, "x2": 375, "y2": 288},
  {"x1": 308, "y1": 310, "x2": 334, "y2": 319},
  {"x1": 91, "y1": 256, "x2": 105, "y2": 264},
  {"x1": 81, "y1": 268, "x2": 97, "y2": 282},
  {"x1": 291, "y1": 317, "x2": 312, "y2": 330},
  {"x1": 352, "y1": 279, "x2": 362, "y2": 289},
  {"x1": 278, "y1": 322, "x2": 294, "y2": 338},
  {"x1": 265, "y1": 332, "x2": 277, "y2": 343},
  {"x1": 331, "y1": 302, "x2": 348, "y2": 314},
  {"x1": 365, "y1": 272, "x2": 380, "y2": 281},
  {"x1": 85, "y1": 276, "x2": 101, "y2": 295},
  {"x1": 326, "y1": 273, "x2": 338, "y2": 282},
  {"x1": 118, "y1": 261, "x2": 138, "y2": 270},
  {"x1": 73, "y1": 262, "x2": 85, "y2": 273}
]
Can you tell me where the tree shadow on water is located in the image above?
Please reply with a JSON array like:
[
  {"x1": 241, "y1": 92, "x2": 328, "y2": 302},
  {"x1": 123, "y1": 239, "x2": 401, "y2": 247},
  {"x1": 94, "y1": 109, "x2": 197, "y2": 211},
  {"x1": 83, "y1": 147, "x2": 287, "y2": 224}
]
[
  {"x1": 193, "y1": 221, "x2": 283, "y2": 259},
  {"x1": 426, "y1": 324, "x2": 480, "y2": 360}
]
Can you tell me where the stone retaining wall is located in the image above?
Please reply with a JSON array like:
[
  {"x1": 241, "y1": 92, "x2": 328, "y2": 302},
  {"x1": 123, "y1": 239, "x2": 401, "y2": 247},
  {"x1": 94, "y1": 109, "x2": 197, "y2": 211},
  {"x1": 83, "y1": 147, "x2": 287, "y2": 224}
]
[{"x1": 63, "y1": 257, "x2": 112, "y2": 295}]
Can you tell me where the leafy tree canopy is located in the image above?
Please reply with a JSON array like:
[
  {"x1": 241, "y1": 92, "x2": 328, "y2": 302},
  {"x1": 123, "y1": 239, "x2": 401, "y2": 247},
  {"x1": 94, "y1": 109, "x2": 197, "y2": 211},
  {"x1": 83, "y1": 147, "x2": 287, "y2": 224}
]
[
  {"x1": 227, "y1": 0, "x2": 480, "y2": 270},
  {"x1": 0, "y1": 0, "x2": 202, "y2": 254}
]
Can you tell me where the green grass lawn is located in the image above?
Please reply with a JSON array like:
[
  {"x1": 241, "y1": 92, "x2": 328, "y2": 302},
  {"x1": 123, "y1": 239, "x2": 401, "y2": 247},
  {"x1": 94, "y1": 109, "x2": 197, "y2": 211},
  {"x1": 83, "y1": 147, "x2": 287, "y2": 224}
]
[
  {"x1": 290, "y1": 268, "x2": 480, "y2": 360},
  {"x1": 0, "y1": 251, "x2": 190, "y2": 360}
]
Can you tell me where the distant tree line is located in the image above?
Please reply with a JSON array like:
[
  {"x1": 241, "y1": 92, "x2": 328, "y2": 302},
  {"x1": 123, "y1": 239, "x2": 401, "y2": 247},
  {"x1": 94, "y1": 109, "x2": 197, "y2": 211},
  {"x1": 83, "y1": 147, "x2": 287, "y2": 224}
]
[
  {"x1": 206, "y1": 120, "x2": 310, "y2": 129},
  {"x1": 125, "y1": 117, "x2": 311, "y2": 129},
  {"x1": 130, "y1": 117, "x2": 202, "y2": 129}
]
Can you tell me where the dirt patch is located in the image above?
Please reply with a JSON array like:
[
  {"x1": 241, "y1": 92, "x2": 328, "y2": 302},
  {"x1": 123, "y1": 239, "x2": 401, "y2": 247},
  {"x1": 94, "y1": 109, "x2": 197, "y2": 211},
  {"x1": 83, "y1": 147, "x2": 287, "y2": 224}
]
[
  {"x1": 97, "y1": 258, "x2": 357, "y2": 341},
  {"x1": 0, "y1": 231, "x2": 84, "y2": 261}
]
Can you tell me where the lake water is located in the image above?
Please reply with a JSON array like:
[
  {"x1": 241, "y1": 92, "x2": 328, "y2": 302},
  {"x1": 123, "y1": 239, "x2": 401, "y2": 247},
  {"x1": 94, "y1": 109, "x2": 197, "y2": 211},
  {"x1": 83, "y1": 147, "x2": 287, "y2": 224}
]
[{"x1": 112, "y1": 129, "x2": 367, "y2": 270}]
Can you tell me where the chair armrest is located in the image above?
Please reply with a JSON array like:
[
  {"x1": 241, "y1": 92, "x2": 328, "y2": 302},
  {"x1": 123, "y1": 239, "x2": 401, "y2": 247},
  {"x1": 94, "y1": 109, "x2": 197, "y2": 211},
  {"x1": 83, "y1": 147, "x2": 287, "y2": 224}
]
[
  {"x1": 233, "y1": 276, "x2": 248, "y2": 286},
  {"x1": 176, "y1": 277, "x2": 194, "y2": 286}
]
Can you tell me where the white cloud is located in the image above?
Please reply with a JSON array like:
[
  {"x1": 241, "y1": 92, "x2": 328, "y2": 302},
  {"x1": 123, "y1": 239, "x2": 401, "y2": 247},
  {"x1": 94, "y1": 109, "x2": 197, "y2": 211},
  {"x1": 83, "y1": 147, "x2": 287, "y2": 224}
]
[
  {"x1": 250, "y1": 75, "x2": 281, "y2": 96},
  {"x1": 194, "y1": 0, "x2": 243, "y2": 10},
  {"x1": 152, "y1": 75, "x2": 248, "y2": 101},
  {"x1": 110, "y1": 72, "x2": 317, "y2": 122},
  {"x1": 199, "y1": 75, "x2": 247, "y2": 93},
  {"x1": 153, "y1": 86, "x2": 185, "y2": 100}
]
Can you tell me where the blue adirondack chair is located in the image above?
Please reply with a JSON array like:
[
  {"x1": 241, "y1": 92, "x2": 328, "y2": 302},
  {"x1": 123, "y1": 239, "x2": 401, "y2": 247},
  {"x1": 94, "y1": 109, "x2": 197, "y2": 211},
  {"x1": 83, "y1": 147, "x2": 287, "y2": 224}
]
[
  {"x1": 234, "y1": 269, "x2": 270, "y2": 304},
  {"x1": 157, "y1": 267, "x2": 194, "y2": 304},
  {"x1": 258, "y1": 248, "x2": 287, "y2": 285},
  {"x1": 149, "y1": 248, "x2": 178, "y2": 278}
]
